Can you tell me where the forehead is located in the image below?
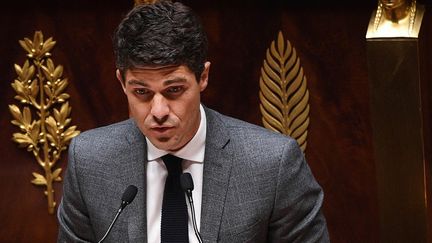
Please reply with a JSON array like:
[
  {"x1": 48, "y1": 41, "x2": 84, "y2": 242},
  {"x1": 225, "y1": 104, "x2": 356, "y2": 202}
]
[{"x1": 124, "y1": 65, "x2": 195, "y2": 81}]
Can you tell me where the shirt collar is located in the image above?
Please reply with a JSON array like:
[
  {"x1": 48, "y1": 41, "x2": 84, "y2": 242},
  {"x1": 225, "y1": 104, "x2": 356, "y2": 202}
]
[{"x1": 146, "y1": 104, "x2": 207, "y2": 163}]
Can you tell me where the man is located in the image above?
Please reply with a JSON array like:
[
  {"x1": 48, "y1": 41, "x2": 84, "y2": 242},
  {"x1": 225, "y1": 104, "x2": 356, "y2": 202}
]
[{"x1": 57, "y1": 1, "x2": 329, "y2": 242}]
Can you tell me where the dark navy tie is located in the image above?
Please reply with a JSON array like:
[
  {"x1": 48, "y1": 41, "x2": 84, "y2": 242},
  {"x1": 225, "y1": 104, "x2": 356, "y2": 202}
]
[{"x1": 161, "y1": 154, "x2": 189, "y2": 243}]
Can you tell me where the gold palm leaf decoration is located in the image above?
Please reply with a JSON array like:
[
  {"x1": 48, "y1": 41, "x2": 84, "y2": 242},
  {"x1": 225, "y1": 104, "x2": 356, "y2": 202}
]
[
  {"x1": 9, "y1": 31, "x2": 80, "y2": 214},
  {"x1": 259, "y1": 31, "x2": 310, "y2": 152}
]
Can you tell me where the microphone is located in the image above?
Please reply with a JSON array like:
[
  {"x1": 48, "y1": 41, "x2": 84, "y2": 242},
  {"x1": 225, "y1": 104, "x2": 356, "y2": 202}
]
[
  {"x1": 97, "y1": 185, "x2": 138, "y2": 243},
  {"x1": 180, "y1": 173, "x2": 203, "y2": 243}
]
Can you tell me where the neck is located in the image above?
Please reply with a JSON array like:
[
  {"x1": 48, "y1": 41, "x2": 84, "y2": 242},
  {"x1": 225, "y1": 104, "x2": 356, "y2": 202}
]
[{"x1": 382, "y1": 1, "x2": 411, "y2": 22}]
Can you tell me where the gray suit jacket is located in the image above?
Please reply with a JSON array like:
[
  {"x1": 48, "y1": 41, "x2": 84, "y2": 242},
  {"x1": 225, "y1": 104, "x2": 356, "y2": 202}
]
[{"x1": 57, "y1": 107, "x2": 329, "y2": 242}]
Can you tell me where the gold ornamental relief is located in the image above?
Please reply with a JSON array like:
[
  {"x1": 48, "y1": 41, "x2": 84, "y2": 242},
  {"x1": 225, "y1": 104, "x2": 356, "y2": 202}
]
[
  {"x1": 259, "y1": 31, "x2": 310, "y2": 152},
  {"x1": 9, "y1": 31, "x2": 80, "y2": 214}
]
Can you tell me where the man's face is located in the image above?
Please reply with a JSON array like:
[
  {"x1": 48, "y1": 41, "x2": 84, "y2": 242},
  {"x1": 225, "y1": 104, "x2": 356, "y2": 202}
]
[{"x1": 118, "y1": 62, "x2": 210, "y2": 151}]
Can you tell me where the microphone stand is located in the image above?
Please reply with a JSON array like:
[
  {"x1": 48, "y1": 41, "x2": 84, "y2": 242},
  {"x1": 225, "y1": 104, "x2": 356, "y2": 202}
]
[
  {"x1": 180, "y1": 173, "x2": 203, "y2": 243},
  {"x1": 97, "y1": 208, "x2": 123, "y2": 243},
  {"x1": 185, "y1": 191, "x2": 203, "y2": 243},
  {"x1": 97, "y1": 185, "x2": 137, "y2": 243}
]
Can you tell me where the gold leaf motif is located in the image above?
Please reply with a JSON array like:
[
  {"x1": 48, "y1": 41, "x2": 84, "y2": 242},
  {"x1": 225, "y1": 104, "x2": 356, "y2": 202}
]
[
  {"x1": 31, "y1": 172, "x2": 47, "y2": 185},
  {"x1": 11, "y1": 80, "x2": 25, "y2": 98},
  {"x1": 29, "y1": 121, "x2": 41, "y2": 141},
  {"x1": 9, "y1": 105, "x2": 23, "y2": 124},
  {"x1": 57, "y1": 93, "x2": 70, "y2": 103},
  {"x1": 52, "y1": 168, "x2": 62, "y2": 180},
  {"x1": 59, "y1": 102, "x2": 71, "y2": 121},
  {"x1": 53, "y1": 65, "x2": 63, "y2": 81},
  {"x1": 22, "y1": 107, "x2": 32, "y2": 128},
  {"x1": 41, "y1": 65, "x2": 52, "y2": 82},
  {"x1": 45, "y1": 116, "x2": 58, "y2": 141},
  {"x1": 43, "y1": 85, "x2": 52, "y2": 99},
  {"x1": 30, "y1": 80, "x2": 39, "y2": 98},
  {"x1": 12, "y1": 133, "x2": 33, "y2": 147},
  {"x1": 18, "y1": 40, "x2": 32, "y2": 54},
  {"x1": 56, "y1": 81, "x2": 68, "y2": 96},
  {"x1": 9, "y1": 31, "x2": 80, "y2": 214},
  {"x1": 63, "y1": 126, "x2": 80, "y2": 144},
  {"x1": 259, "y1": 31, "x2": 310, "y2": 152},
  {"x1": 41, "y1": 37, "x2": 56, "y2": 54}
]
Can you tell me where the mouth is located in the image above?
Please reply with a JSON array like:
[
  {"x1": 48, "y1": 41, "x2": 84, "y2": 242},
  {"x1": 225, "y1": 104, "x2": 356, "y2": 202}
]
[{"x1": 150, "y1": 126, "x2": 174, "y2": 133}]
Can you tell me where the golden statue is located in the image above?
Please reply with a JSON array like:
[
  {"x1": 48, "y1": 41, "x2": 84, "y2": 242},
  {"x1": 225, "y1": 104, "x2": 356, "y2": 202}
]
[{"x1": 366, "y1": 0, "x2": 425, "y2": 38}]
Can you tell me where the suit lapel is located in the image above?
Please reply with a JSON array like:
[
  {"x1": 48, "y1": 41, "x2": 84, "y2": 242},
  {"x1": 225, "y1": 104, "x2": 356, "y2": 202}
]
[
  {"x1": 122, "y1": 120, "x2": 148, "y2": 242},
  {"x1": 200, "y1": 108, "x2": 233, "y2": 242}
]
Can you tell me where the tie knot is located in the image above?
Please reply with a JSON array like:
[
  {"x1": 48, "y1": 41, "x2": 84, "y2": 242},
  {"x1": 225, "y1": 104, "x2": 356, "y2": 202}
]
[{"x1": 162, "y1": 154, "x2": 183, "y2": 175}]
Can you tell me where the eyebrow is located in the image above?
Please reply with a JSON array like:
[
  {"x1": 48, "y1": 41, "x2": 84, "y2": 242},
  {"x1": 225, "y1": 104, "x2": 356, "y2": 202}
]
[
  {"x1": 127, "y1": 77, "x2": 188, "y2": 87},
  {"x1": 164, "y1": 77, "x2": 187, "y2": 85}
]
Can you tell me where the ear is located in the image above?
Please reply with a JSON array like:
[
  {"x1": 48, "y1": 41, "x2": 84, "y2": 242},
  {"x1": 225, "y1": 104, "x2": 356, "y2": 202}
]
[
  {"x1": 116, "y1": 69, "x2": 126, "y2": 93},
  {"x1": 199, "y1": 61, "x2": 210, "y2": 92}
]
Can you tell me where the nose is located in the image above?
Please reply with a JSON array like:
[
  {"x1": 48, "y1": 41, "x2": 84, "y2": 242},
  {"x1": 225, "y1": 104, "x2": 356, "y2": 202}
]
[{"x1": 151, "y1": 94, "x2": 169, "y2": 123}]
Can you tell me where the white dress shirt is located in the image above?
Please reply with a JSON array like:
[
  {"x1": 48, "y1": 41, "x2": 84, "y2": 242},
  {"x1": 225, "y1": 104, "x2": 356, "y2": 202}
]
[{"x1": 146, "y1": 104, "x2": 206, "y2": 243}]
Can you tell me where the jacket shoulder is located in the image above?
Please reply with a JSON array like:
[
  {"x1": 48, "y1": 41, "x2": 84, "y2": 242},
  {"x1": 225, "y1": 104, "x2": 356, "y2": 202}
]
[
  {"x1": 76, "y1": 119, "x2": 135, "y2": 141},
  {"x1": 206, "y1": 108, "x2": 294, "y2": 143},
  {"x1": 70, "y1": 119, "x2": 142, "y2": 158}
]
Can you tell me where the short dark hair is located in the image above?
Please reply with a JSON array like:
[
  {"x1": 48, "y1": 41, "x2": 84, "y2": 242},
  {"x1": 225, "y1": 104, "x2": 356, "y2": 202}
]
[{"x1": 113, "y1": 1, "x2": 208, "y2": 81}]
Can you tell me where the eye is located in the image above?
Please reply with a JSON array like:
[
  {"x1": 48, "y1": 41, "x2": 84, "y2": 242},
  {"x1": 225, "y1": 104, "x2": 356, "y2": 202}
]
[
  {"x1": 163, "y1": 86, "x2": 185, "y2": 99},
  {"x1": 132, "y1": 88, "x2": 154, "y2": 101},
  {"x1": 134, "y1": 88, "x2": 150, "y2": 95},
  {"x1": 167, "y1": 86, "x2": 183, "y2": 93}
]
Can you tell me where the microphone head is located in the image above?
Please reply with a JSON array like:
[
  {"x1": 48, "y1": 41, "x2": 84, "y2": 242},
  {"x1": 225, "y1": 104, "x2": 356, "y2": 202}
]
[
  {"x1": 180, "y1": 173, "x2": 194, "y2": 192},
  {"x1": 121, "y1": 185, "x2": 138, "y2": 205}
]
